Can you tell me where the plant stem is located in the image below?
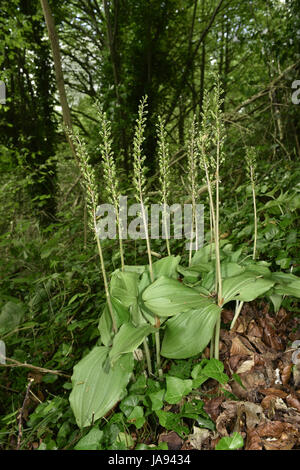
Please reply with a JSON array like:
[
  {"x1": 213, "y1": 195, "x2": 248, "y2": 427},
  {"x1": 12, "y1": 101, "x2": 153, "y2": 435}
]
[
  {"x1": 163, "y1": 204, "x2": 171, "y2": 256},
  {"x1": 94, "y1": 215, "x2": 117, "y2": 333},
  {"x1": 215, "y1": 133, "x2": 222, "y2": 307},
  {"x1": 155, "y1": 331, "x2": 163, "y2": 377},
  {"x1": 140, "y1": 202, "x2": 153, "y2": 281},
  {"x1": 251, "y1": 171, "x2": 257, "y2": 261},
  {"x1": 230, "y1": 300, "x2": 244, "y2": 330},
  {"x1": 214, "y1": 316, "x2": 221, "y2": 360},
  {"x1": 117, "y1": 212, "x2": 125, "y2": 270},
  {"x1": 143, "y1": 339, "x2": 152, "y2": 376}
]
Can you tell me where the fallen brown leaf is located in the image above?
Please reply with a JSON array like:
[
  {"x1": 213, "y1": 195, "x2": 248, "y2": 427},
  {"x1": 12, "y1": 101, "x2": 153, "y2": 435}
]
[
  {"x1": 260, "y1": 388, "x2": 288, "y2": 398},
  {"x1": 231, "y1": 370, "x2": 266, "y2": 400},
  {"x1": 188, "y1": 427, "x2": 211, "y2": 450},
  {"x1": 245, "y1": 429, "x2": 263, "y2": 450},
  {"x1": 247, "y1": 320, "x2": 263, "y2": 338},
  {"x1": 256, "y1": 421, "x2": 298, "y2": 450},
  {"x1": 215, "y1": 401, "x2": 237, "y2": 436},
  {"x1": 203, "y1": 396, "x2": 224, "y2": 422},
  {"x1": 230, "y1": 336, "x2": 254, "y2": 356},
  {"x1": 241, "y1": 402, "x2": 264, "y2": 429},
  {"x1": 281, "y1": 363, "x2": 292, "y2": 386},
  {"x1": 293, "y1": 365, "x2": 300, "y2": 388},
  {"x1": 228, "y1": 354, "x2": 244, "y2": 372},
  {"x1": 221, "y1": 309, "x2": 234, "y2": 324},
  {"x1": 236, "y1": 358, "x2": 255, "y2": 375},
  {"x1": 235, "y1": 316, "x2": 248, "y2": 334},
  {"x1": 286, "y1": 393, "x2": 300, "y2": 413},
  {"x1": 158, "y1": 431, "x2": 182, "y2": 450}
]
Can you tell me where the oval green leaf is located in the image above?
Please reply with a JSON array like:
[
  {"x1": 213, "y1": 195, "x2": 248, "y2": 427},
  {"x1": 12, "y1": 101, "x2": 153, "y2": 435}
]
[
  {"x1": 142, "y1": 276, "x2": 205, "y2": 317},
  {"x1": 69, "y1": 346, "x2": 134, "y2": 428},
  {"x1": 161, "y1": 302, "x2": 221, "y2": 359},
  {"x1": 109, "y1": 322, "x2": 155, "y2": 364}
]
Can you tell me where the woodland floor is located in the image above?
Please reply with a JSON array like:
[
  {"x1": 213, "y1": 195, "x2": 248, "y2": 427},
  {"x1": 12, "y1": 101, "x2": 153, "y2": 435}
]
[
  {"x1": 2, "y1": 302, "x2": 300, "y2": 451},
  {"x1": 155, "y1": 303, "x2": 300, "y2": 451}
]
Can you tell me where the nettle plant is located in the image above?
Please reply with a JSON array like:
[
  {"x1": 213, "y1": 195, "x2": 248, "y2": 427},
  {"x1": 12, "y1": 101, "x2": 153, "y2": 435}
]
[{"x1": 68, "y1": 82, "x2": 300, "y2": 430}]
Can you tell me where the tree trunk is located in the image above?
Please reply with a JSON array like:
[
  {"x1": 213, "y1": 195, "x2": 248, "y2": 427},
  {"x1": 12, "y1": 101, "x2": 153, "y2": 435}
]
[{"x1": 40, "y1": 0, "x2": 77, "y2": 161}]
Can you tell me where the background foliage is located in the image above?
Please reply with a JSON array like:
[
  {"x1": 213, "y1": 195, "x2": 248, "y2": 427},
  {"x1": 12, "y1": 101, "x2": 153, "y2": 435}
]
[{"x1": 0, "y1": 0, "x2": 299, "y2": 450}]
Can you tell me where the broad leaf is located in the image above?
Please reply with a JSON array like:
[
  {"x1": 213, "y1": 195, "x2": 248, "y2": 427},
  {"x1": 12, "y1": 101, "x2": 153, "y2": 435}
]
[
  {"x1": 74, "y1": 428, "x2": 103, "y2": 450},
  {"x1": 69, "y1": 346, "x2": 134, "y2": 428},
  {"x1": 271, "y1": 272, "x2": 300, "y2": 284},
  {"x1": 120, "y1": 394, "x2": 141, "y2": 417},
  {"x1": 152, "y1": 255, "x2": 181, "y2": 279},
  {"x1": 164, "y1": 376, "x2": 193, "y2": 404},
  {"x1": 110, "y1": 271, "x2": 139, "y2": 308},
  {"x1": 161, "y1": 302, "x2": 221, "y2": 359},
  {"x1": 243, "y1": 263, "x2": 271, "y2": 276},
  {"x1": 268, "y1": 293, "x2": 282, "y2": 312},
  {"x1": 221, "y1": 262, "x2": 244, "y2": 278},
  {"x1": 123, "y1": 265, "x2": 145, "y2": 275},
  {"x1": 222, "y1": 272, "x2": 274, "y2": 304},
  {"x1": 142, "y1": 276, "x2": 205, "y2": 317},
  {"x1": 109, "y1": 322, "x2": 155, "y2": 364},
  {"x1": 274, "y1": 279, "x2": 300, "y2": 298},
  {"x1": 98, "y1": 298, "x2": 130, "y2": 346}
]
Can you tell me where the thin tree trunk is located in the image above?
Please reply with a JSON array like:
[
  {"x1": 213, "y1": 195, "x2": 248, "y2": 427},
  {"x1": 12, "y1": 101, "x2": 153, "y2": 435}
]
[
  {"x1": 40, "y1": 0, "x2": 77, "y2": 161},
  {"x1": 103, "y1": 0, "x2": 129, "y2": 170}
]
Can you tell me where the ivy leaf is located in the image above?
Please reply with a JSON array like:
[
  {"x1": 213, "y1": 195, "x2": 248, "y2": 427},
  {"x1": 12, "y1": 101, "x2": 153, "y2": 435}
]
[
  {"x1": 74, "y1": 427, "x2": 103, "y2": 450},
  {"x1": 127, "y1": 406, "x2": 145, "y2": 429},
  {"x1": 155, "y1": 410, "x2": 189, "y2": 438},
  {"x1": 148, "y1": 389, "x2": 165, "y2": 411},
  {"x1": 215, "y1": 432, "x2": 244, "y2": 450},
  {"x1": 164, "y1": 376, "x2": 193, "y2": 404},
  {"x1": 192, "y1": 359, "x2": 229, "y2": 387}
]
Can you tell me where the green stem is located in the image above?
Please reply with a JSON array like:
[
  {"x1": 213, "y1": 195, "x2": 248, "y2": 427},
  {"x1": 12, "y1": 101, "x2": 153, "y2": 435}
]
[
  {"x1": 210, "y1": 331, "x2": 215, "y2": 359},
  {"x1": 140, "y1": 201, "x2": 153, "y2": 281},
  {"x1": 94, "y1": 217, "x2": 117, "y2": 333},
  {"x1": 116, "y1": 211, "x2": 125, "y2": 271},
  {"x1": 163, "y1": 206, "x2": 171, "y2": 257},
  {"x1": 251, "y1": 174, "x2": 257, "y2": 261},
  {"x1": 143, "y1": 339, "x2": 152, "y2": 376},
  {"x1": 140, "y1": 201, "x2": 162, "y2": 372},
  {"x1": 215, "y1": 138, "x2": 222, "y2": 307},
  {"x1": 155, "y1": 331, "x2": 163, "y2": 377},
  {"x1": 214, "y1": 315, "x2": 221, "y2": 360}
]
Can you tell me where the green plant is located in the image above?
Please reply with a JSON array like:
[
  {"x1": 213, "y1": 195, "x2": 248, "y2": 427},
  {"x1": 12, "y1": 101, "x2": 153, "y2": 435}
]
[
  {"x1": 98, "y1": 106, "x2": 125, "y2": 271},
  {"x1": 156, "y1": 115, "x2": 171, "y2": 257},
  {"x1": 246, "y1": 146, "x2": 257, "y2": 261},
  {"x1": 67, "y1": 88, "x2": 300, "y2": 436},
  {"x1": 132, "y1": 96, "x2": 162, "y2": 375},
  {"x1": 197, "y1": 76, "x2": 225, "y2": 359},
  {"x1": 187, "y1": 115, "x2": 200, "y2": 266},
  {"x1": 215, "y1": 432, "x2": 244, "y2": 450}
]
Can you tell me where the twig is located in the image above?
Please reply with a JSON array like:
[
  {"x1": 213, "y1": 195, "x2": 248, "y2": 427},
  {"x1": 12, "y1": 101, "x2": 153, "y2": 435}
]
[
  {"x1": 17, "y1": 377, "x2": 34, "y2": 450},
  {"x1": 1, "y1": 357, "x2": 71, "y2": 379},
  {"x1": 0, "y1": 383, "x2": 19, "y2": 394}
]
